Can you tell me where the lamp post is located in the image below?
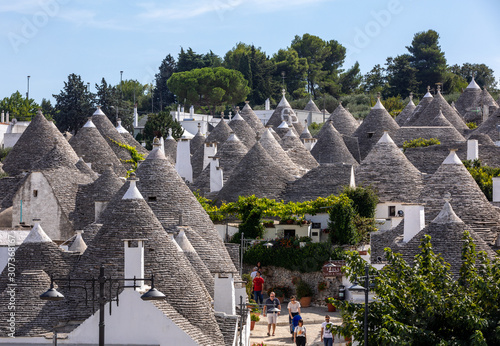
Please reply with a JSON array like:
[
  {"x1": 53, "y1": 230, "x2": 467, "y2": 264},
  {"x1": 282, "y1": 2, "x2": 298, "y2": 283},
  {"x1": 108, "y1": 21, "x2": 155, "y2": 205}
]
[
  {"x1": 26, "y1": 76, "x2": 30, "y2": 99},
  {"x1": 348, "y1": 264, "x2": 371, "y2": 346},
  {"x1": 40, "y1": 265, "x2": 165, "y2": 346}
]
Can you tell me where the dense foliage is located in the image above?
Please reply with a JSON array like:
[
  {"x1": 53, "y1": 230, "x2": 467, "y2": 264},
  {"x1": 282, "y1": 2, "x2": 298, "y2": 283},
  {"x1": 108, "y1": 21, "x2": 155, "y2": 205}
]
[
  {"x1": 402, "y1": 137, "x2": 441, "y2": 152},
  {"x1": 243, "y1": 238, "x2": 345, "y2": 273},
  {"x1": 142, "y1": 108, "x2": 183, "y2": 149},
  {"x1": 329, "y1": 232, "x2": 500, "y2": 345},
  {"x1": 463, "y1": 159, "x2": 500, "y2": 201},
  {"x1": 0, "y1": 91, "x2": 39, "y2": 121}
]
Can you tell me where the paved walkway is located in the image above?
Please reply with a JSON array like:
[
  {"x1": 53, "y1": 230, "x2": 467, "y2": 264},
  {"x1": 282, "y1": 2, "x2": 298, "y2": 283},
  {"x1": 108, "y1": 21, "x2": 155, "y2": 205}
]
[{"x1": 249, "y1": 304, "x2": 349, "y2": 346}]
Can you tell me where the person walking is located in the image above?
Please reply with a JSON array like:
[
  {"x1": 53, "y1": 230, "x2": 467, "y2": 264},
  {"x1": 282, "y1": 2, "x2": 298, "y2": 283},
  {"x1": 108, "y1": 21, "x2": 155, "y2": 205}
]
[
  {"x1": 293, "y1": 319, "x2": 307, "y2": 346},
  {"x1": 321, "y1": 315, "x2": 334, "y2": 346},
  {"x1": 263, "y1": 291, "x2": 281, "y2": 336},
  {"x1": 252, "y1": 271, "x2": 265, "y2": 306},
  {"x1": 250, "y1": 267, "x2": 259, "y2": 279},
  {"x1": 288, "y1": 295, "x2": 301, "y2": 335}
]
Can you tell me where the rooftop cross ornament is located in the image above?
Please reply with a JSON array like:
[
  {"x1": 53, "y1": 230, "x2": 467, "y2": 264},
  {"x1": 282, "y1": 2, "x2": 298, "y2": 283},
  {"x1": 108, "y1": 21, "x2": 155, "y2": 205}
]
[
  {"x1": 427, "y1": 85, "x2": 431, "y2": 93},
  {"x1": 443, "y1": 191, "x2": 452, "y2": 203},
  {"x1": 282, "y1": 88, "x2": 286, "y2": 97},
  {"x1": 409, "y1": 92, "x2": 413, "y2": 101}
]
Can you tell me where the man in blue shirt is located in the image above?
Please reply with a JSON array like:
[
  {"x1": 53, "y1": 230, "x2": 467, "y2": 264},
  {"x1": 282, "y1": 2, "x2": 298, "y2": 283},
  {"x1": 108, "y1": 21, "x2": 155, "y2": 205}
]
[{"x1": 262, "y1": 292, "x2": 281, "y2": 336}]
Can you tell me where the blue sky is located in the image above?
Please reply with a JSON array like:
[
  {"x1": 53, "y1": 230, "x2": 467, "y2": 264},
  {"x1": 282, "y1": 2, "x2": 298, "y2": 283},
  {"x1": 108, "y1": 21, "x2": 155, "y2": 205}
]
[{"x1": 1, "y1": 0, "x2": 499, "y2": 104}]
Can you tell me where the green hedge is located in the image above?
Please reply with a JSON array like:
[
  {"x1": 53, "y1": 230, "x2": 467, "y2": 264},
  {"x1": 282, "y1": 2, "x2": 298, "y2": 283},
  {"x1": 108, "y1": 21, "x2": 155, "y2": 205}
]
[{"x1": 243, "y1": 240, "x2": 345, "y2": 273}]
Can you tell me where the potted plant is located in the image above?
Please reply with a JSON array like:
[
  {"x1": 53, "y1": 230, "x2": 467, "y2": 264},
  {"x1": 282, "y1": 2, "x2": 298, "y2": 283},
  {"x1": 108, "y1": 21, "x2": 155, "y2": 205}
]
[
  {"x1": 250, "y1": 313, "x2": 260, "y2": 330},
  {"x1": 296, "y1": 280, "x2": 313, "y2": 307},
  {"x1": 325, "y1": 297, "x2": 336, "y2": 312}
]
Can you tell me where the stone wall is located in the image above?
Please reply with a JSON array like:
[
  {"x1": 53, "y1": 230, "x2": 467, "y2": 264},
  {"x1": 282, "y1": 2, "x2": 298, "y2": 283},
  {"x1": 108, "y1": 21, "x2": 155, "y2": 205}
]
[{"x1": 243, "y1": 264, "x2": 343, "y2": 306}]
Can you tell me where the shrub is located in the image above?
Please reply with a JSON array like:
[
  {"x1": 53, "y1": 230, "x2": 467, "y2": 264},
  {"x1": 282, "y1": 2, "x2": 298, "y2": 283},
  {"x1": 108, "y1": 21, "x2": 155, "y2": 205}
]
[
  {"x1": 342, "y1": 186, "x2": 378, "y2": 218},
  {"x1": 328, "y1": 197, "x2": 358, "y2": 245},
  {"x1": 243, "y1": 239, "x2": 345, "y2": 273},
  {"x1": 466, "y1": 122, "x2": 478, "y2": 130},
  {"x1": 402, "y1": 137, "x2": 441, "y2": 152},
  {"x1": 250, "y1": 313, "x2": 261, "y2": 322},
  {"x1": 0, "y1": 147, "x2": 12, "y2": 162},
  {"x1": 463, "y1": 159, "x2": 500, "y2": 201},
  {"x1": 295, "y1": 280, "x2": 313, "y2": 299}
]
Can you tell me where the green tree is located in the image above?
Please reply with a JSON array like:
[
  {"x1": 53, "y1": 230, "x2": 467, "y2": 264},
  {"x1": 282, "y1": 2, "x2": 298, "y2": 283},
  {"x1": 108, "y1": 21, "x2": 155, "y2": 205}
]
[
  {"x1": 167, "y1": 67, "x2": 250, "y2": 115},
  {"x1": 362, "y1": 64, "x2": 386, "y2": 93},
  {"x1": 53, "y1": 74, "x2": 95, "y2": 134},
  {"x1": 291, "y1": 34, "x2": 346, "y2": 98},
  {"x1": 142, "y1": 108, "x2": 183, "y2": 149},
  {"x1": 154, "y1": 54, "x2": 177, "y2": 111},
  {"x1": 224, "y1": 43, "x2": 278, "y2": 105},
  {"x1": 177, "y1": 47, "x2": 222, "y2": 72},
  {"x1": 327, "y1": 196, "x2": 358, "y2": 245},
  {"x1": 40, "y1": 98, "x2": 55, "y2": 120},
  {"x1": 385, "y1": 54, "x2": 420, "y2": 98},
  {"x1": 0, "y1": 91, "x2": 39, "y2": 121},
  {"x1": 272, "y1": 48, "x2": 308, "y2": 99},
  {"x1": 338, "y1": 61, "x2": 362, "y2": 95},
  {"x1": 449, "y1": 63, "x2": 497, "y2": 90},
  {"x1": 120, "y1": 79, "x2": 151, "y2": 112},
  {"x1": 331, "y1": 233, "x2": 500, "y2": 345},
  {"x1": 407, "y1": 30, "x2": 447, "y2": 94}
]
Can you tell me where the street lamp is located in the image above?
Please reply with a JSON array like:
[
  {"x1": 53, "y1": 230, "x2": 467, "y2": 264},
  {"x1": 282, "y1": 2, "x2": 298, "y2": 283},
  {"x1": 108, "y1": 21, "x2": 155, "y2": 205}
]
[
  {"x1": 26, "y1": 76, "x2": 30, "y2": 99},
  {"x1": 348, "y1": 264, "x2": 372, "y2": 346},
  {"x1": 40, "y1": 265, "x2": 165, "y2": 346}
]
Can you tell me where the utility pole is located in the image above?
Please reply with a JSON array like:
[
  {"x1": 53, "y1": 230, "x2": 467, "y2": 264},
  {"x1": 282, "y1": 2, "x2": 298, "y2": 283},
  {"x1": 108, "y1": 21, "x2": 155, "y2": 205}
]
[{"x1": 26, "y1": 76, "x2": 30, "y2": 99}]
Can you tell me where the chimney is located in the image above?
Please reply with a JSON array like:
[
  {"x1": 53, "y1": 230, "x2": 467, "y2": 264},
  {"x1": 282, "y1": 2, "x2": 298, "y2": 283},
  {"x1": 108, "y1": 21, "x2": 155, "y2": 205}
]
[
  {"x1": 203, "y1": 142, "x2": 217, "y2": 170},
  {"x1": 6, "y1": 111, "x2": 9, "y2": 123},
  {"x1": 189, "y1": 105, "x2": 194, "y2": 117},
  {"x1": 209, "y1": 156, "x2": 223, "y2": 192},
  {"x1": 123, "y1": 239, "x2": 145, "y2": 289},
  {"x1": 467, "y1": 139, "x2": 479, "y2": 161},
  {"x1": 175, "y1": 137, "x2": 193, "y2": 182},
  {"x1": 493, "y1": 177, "x2": 500, "y2": 202},
  {"x1": 1, "y1": 110, "x2": 4, "y2": 123},
  {"x1": 403, "y1": 205, "x2": 425, "y2": 243},
  {"x1": 349, "y1": 165, "x2": 356, "y2": 188},
  {"x1": 133, "y1": 104, "x2": 138, "y2": 128},
  {"x1": 303, "y1": 137, "x2": 317, "y2": 151},
  {"x1": 265, "y1": 98, "x2": 270, "y2": 111},
  {"x1": 214, "y1": 273, "x2": 235, "y2": 315},
  {"x1": 159, "y1": 136, "x2": 165, "y2": 153}
]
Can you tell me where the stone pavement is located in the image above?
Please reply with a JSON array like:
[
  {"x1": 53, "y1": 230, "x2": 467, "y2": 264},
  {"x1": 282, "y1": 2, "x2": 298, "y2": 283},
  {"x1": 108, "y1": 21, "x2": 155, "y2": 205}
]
[{"x1": 249, "y1": 304, "x2": 349, "y2": 346}]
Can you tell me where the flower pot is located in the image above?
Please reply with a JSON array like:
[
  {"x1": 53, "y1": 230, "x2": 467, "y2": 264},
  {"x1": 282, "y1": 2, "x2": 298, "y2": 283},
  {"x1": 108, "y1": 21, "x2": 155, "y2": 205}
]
[
  {"x1": 299, "y1": 296, "x2": 312, "y2": 308},
  {"x1": 250, "y1": 320, "x2": 256, "y2": 330},
  {"x1": 327, "y1": 302, "x2": 336, "y2": 312}
]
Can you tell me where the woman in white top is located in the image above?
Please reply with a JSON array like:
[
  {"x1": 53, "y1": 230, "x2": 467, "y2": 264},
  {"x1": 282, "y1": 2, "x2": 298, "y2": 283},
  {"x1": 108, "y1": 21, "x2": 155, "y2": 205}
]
[
  {"x1": 288, "y1": 295, "x2": 301, "y2": 335},
  {"x1": 294, "y1": 319, "x2": 307, "y2": 346}
]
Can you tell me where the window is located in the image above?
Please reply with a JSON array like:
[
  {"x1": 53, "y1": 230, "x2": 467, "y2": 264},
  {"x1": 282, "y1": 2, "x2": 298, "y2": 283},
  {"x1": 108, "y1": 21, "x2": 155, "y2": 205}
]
[
  {"x1": 148, "y1": 196, "x2": 157, "y2": 202},
  {"x1": 367, "y1": 132, "x2": 374, "y2": 138},
  {"x1": 284, "y1": 229, "x2": 295, "y2": 238},
  {"x1": 33, "y1": 190, "x2": 38, "y2": 197},
  {"x1": 388, "y1": 206, "x2": 396, "y2": 217},
  {"x1": 312, "y1": 232, "x2": 318, "y2": 236},
  {"x1": 312, "y1": 222, "x2": 321, "y2": 229}
]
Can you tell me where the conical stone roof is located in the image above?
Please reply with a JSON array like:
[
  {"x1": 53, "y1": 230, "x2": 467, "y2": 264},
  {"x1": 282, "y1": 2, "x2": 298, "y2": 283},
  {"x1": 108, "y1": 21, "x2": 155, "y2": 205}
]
[
  {"x1": 174, "y1": 227, "x2": 215, "y2": 297},
  {"x1": 311, "y1": 121, "x2": 358, "y2": 165},
  {"x1": 281, "y1": 128, "x2": 319, "y2": 171},
  {"x1": 418, "y1": 150, "x2": 500, "y2": 244},
  {"x1": 454, "y1": 77, "x2": 483, "y2": 120},
  {"x1": 266, "y1": 91, "x2": 294, "y2": 128},
  {"x1": 228, "y1": 112, "x2": 257, "y2": 148},
  {"x1": 217, "y1": 142, "x2": 295, "y2": 202},
  {"x1": 275, "y1": 121, "x2": 299, "y2": 138},
  {"x1": 2, "y1": 110, "x2": 80, "y2": 175},
  {"x1": 116, "y1": 119, "x2": 149, "y2": 156},
  {"x1": 75, "y1": 157, "x2": 99, "y2": 179},
  {"x1": 70, "y1": 181, "x2": 224, "y2": 345},
  {"x1": 473, "y1": 107, "x2": 500, "y2": 141},
  {"x1": 328, "y1": 102, "x2": 359, "y2": 136},
  {"x1": 74, "y1": 165, "x2": 125, "y2": 230},
  {"x1": 205, "y1": 118, "x2": 232, "y2": 144},
  {"x1": 133, "y1": 145, "x2": 237, "y2": 274},
  {"x1": 259, "y1": 128, "x2": 301, "y2": 177},
  {"x1": 191, "y1": 142, "x2": 205, "y2": 181},
  {"x1": 190, "y1": 125, "x2": 206, "y2": 155},
  {"x1": 352, "y1": 97, "x2": 400, "y2": 159},
  {"x1": 404, "y1": 89, "x2": 433, "y2": 125},
  {"x1": 299, "y1": 120, "x2": 312, "y2": 139},
  {"x1": 395, "y1": 96, "x2": 416, "y2": 126},
  {"x1": 304, "y1": 98, "x2": 321, "y2": 113},
  {"x1": 164, "y1": 133, "x2": 177, "y2": 163},
  {"x1": 413, "y1": 89, "x2": 468, "y2": 133},
  {"x1": 69, "y1": 118, "x2": 127, "y2": 176},
  {"x1": 240, "y1": 102, "x2": 265, "y2": 133},
  {"x1": 192, "y1": 133, "x2": 248, "y2": 195},
  {"x1": 355, "y1": 132, "x2": 423, "y2": 203},
  {"x1": 430, "y1": 109, "x2": 454, "y2": 127},
  {"x1": 281, "y1": 163, "x2": 353, "y2": 202},
  {"x1": 91, "y1": 107, "x2": 135, "y2": 167},
  {"x1": 401, "y1": 201, "x2": 496, "y2": 276}
]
